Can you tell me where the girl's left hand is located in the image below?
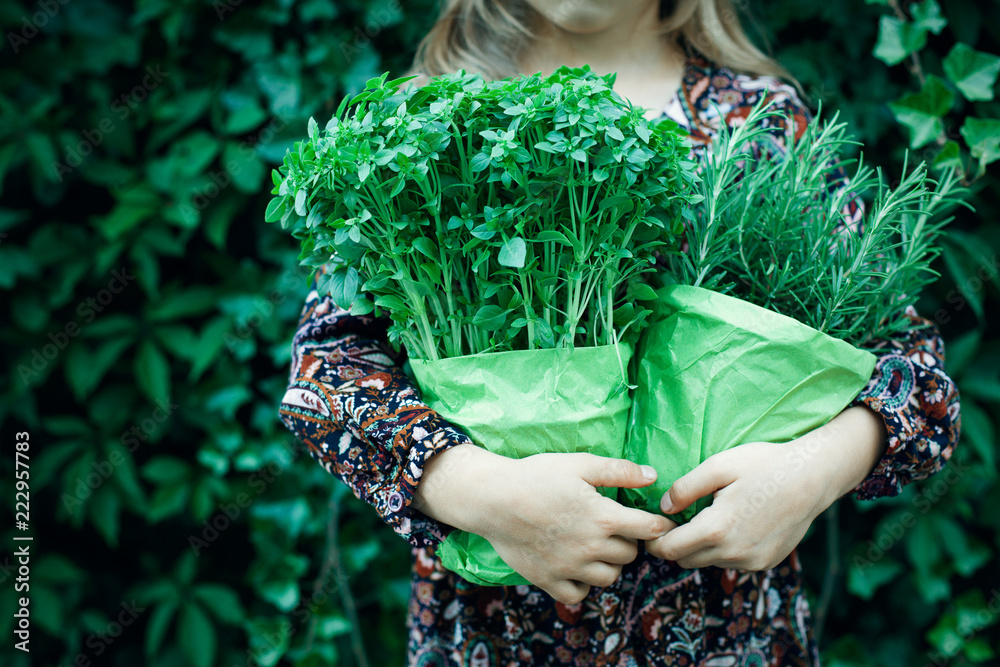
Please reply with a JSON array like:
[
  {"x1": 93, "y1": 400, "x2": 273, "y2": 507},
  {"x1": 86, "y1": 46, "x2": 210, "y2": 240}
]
[{"x1": 644, "y1": 406, "x2": 888, "y2": 571}]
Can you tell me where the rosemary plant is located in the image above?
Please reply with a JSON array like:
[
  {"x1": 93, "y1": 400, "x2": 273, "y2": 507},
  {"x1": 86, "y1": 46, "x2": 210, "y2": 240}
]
[
  {"x1": 666, "y1": 98, "x2": 969, "y2": 348},
  {"x1": 268, "y1": 67, "x2": 697, "y2": 361}
]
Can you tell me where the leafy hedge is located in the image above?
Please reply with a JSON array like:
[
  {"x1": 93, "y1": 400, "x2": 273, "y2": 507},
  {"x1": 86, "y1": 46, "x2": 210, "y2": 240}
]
[{"x1": 0, "y1": 1, "x2": 996, "y2": 666}]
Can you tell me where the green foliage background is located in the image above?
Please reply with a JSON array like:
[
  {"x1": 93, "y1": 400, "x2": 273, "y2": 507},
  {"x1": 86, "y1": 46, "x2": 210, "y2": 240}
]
[{"x1": 0, "y1": 0, "x2": 996, "y2": 665}]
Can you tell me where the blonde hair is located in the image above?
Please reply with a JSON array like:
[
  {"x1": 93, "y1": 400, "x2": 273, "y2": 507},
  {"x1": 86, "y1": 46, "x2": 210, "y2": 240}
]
[{"x1": 411, "y1": 0, "x2": 799, "y2": 90}]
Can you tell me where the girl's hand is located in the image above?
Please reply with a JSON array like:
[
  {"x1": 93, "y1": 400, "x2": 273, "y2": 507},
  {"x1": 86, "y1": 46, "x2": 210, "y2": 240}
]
[
  {"x1": 414, "y1": 446, "x2": 671, "y2": 604},
  {"x1": 644, "y1": 406, "x2": 888, "y2": 571}
]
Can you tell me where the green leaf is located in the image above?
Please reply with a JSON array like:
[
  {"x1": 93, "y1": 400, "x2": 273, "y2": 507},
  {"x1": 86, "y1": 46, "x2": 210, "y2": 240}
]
[
  {"x1": 88, "y1": 486, "x2": 121, "y2": 547},
  {"x1": 910, "y1": 0, "x2": 947, "y2": 34},
  {"x1": 888, "y1": 75, "x2": 954, "y2": 148},
  {"x1": 874, "y1": 15, "x2": 926, "y2": 66},
  {"x1": 204, "y1": 385, "x2": 253, "y2": 419},
  {"x1": 31, "y1": 586, "x2": 63, "y2": 638},
  {"x1": 960, "y1": 375, "x2": 1000, "y2": 404},
  {"x1": 498, "y1": 236, "x2": 527, "y2": 268},
  {"x1": 148, "y1": 287, "x2": 218, "y2": 321},
  {"x1": 325, "y1": 266, "x2": 360, "y2": 310},
  {"x1": 223, "y1": 141, "x2": 266, "y2": 194},
  {"x1": 472, "y1": 305, "x2": 508, "y2": 330},
  {"x1": 932, "y1": 140, "x2": 963, "y2": 171},
  {"x1": 847, "y1": 553, "x2": 903, "y2": 600},
  {"x1": 936, "y1": 518, "x2": 992, "y2": 576},
  {"x1": 179, "y1": 602, "x2": 216, "y2": 667},
  {"x1": 946, "y1": 328, "x2": 980, "y2": 377},
  {"x1": 193, "y1": 584, "x2": 245, "y2": 625},
  {"x1": 628, "y1": 283, "x2": 658, "y2": 300},
  {"x1": 34, "y1": 554, "x2": 86, "y2": 584},
  {"x1": 963, "y1": 638, "x2": 995, "y2": 663},
  {"x1": 134, "y1": 340, "x2": 171, "y2": 402},
  {"x1": 961, "y1": 402, "x2": 996, "y2": 471},
  {"x1": 246, "y1": 617, "x2": 290, "y2": 666},
  {"x1": 142, "y1": 456, "x2": 190, "y2": 484},
  {"x1": 374, "y1": 294, "x2": 406, "y2": 312},
  {"x1": 147, "y1": 483, "x2": 191, "y2": 523},
  {"x1": 943, "y1": 43, "x2": 1000, "y2": 101},
  {"x1": 534, "y1": 230, "x2": 572, "y2": 245},
  {"x1": 145, "y1": 600, "x2": 178, "y2": 657},
  {"x1": 411, "y1": 237, "x2": 437, "y2": 260},
  {"x1": 960, "y1": 117, "x2": 1000, "y2": 168},
  {"x1": 64, "y1": 337, "x2": 133, "y2": 401}
]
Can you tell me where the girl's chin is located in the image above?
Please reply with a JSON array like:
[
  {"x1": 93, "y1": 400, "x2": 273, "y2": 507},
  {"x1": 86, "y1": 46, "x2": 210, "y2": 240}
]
[{"x1": 526, "y1": 0, "x2": 646, "y2": 34}]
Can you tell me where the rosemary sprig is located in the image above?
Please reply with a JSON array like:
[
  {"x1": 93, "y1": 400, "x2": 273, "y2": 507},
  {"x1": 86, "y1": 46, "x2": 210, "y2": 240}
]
[{"x1": 665, "y1": 97, "x2": 970, "y2": 348}]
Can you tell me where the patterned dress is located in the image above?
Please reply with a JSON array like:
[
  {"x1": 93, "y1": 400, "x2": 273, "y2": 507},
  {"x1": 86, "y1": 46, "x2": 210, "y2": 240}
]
[{"x1": 278, "y1": 56, "x2": 961, "y2": 666}]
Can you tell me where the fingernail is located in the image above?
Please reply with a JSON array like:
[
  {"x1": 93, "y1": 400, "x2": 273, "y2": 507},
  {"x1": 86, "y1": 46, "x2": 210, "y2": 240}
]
[
  {"x1": 641, "y1": 465, "x2": 657, "y2": 480},
  {"x1": 660, "y1": 495, "x2": 673, "y2": 513}
]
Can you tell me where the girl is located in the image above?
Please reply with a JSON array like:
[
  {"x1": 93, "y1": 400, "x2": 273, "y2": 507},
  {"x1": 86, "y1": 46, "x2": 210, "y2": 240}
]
[{"x1": 279, "y1": 1, "x2": 960, "y2": 663}]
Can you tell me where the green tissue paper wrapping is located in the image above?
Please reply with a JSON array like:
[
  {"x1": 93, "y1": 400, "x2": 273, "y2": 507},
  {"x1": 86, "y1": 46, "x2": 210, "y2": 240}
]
[
  {"x1": 619, "y1": 284, "x2": 877, "y2": 522},
  {"x1": 409, "y1": 342, "x2": 633, "y2": 587}
]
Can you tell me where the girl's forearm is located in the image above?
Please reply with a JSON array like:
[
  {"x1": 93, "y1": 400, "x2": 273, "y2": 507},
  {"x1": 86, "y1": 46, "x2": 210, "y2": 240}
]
[
  {"x1": 808, "y1": 405, "x2": 889, "y2": 509},
  {"x1": 412, "y1": 443, "x2": 511, "y2": 535}
]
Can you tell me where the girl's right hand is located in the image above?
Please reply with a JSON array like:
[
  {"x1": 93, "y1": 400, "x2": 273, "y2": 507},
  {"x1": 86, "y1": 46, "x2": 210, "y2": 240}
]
[{"x1": 413, "y1": 445, "x2": 671, "y2": 604}]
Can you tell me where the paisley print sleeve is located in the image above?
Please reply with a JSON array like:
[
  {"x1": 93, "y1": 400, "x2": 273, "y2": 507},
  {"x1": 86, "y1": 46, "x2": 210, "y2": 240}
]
[
  {"x1": 849, "y1": 310, "x2": 961, "y2": 498},
  {"x1": 278, "y1": 267, "x2": 471, "y2": 548}
]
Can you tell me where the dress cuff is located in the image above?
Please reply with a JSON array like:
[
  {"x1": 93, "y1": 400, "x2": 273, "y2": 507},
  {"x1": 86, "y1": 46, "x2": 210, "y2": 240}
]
[{"x1": 387, "y1": 417, "x2": 475, "y2": 548}]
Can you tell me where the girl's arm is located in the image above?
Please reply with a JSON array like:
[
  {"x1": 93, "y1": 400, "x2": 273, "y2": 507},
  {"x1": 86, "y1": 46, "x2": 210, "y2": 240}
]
[{"x1": 279, "y1": 266, "x2": 473, "y2": 548}]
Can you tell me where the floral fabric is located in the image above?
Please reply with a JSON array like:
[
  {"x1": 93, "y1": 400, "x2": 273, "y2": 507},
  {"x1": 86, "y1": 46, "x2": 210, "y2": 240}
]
[{"x1": 278, "y1": 55, "x2": 960, "y2": 666}]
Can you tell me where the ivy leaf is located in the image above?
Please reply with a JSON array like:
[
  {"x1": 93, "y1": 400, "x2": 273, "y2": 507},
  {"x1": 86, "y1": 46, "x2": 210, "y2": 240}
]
[
  {"x1": 960, "y1": 117, "x2": 1000, "y2": 169},
  {"x1": 943, "y1": 43, "x2": 1000, "y2": 101},
  {"x1": 498, "y1": 236, "x2": 527, "y2": 268},
  {"x1": 910, "y1": 0, "x2": 947, "y2": 34},
  {"x1": 888, "y1": 75, "x2": 954, "y2": 148},
  {"x1": 932, "y1": 140, "x2": 963, "y2": 172},
  {"x1": 874, "y1": 16, "x2": 927, "y2": 66},
  {"x1": 848, "y1": 553, "x2": 903, "y2": 600}
]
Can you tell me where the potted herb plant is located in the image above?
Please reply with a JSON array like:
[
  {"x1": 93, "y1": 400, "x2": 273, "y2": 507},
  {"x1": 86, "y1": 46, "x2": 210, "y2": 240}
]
[
  {"x1": 620, "y1": 99, "x2": 967, "y2": 521},
  {"x1": 267, "y1": 66, "x2": 697, "y2": 584}
]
